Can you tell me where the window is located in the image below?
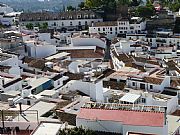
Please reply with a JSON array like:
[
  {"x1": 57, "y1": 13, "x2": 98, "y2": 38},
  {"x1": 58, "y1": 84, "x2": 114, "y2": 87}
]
[
  {"x1": 85, "y1": 21, "x2": 87, "y2": 25},
  {"x1": 140, "y1": 83, "x2": 146, "y2": 90},
  {"x1": 132, "y1": 82, "x2": 135, "y2": 86},
  {"x1": 31, "y1": 89, "x2": 36, "y2": 94},
  {"x1": 84, "y1": 14, "x2": 88, "y2": 19},
  {"x1": 110, "y1": 27, "x2": 112, "y2": 31},
  {"x1": 79, "y1": 21, "x2": 81, "y2": 25},
  {"x1": 98, "y1": 28, "x2": 100, "y2": 31},
  {"x1": 90, "y1": 14, "x2": 95, "y2": 18},
  {"x1": 70, "y1": 22, "x2": 72, "y2": 26},
  {"x1": 150, "y1": 85, "x2": 153, "y2": 89},
  {"x1": 77, "y1": 15, "x2": 81, "y2": 19},
  {"x1": 62, "y1": 22, "x2": 64, "y2": 26},
  {"x1": 103, "y1": 28, "x2": 105, "y2": 31},
  {"x1": 58, "y1": 81, "x2": 60, "y2": 85},
  {"x1": 142, "y1": 98, "x2": 146, "y2": 103},
  {"x1": 27, "y1": 100, "x2": 31, "y2": 105}
]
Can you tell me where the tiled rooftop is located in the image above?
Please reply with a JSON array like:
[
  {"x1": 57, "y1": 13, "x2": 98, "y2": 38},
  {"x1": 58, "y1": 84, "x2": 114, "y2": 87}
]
[
  {"x1": 59, "y1": 48, "x2": 104, "y2": 59},
  {"x1": 23, "y1": 56, "x2": 46, "y2": 70},
  {"x1": 20, "y1": 11, "x2": 102, "y2": 22},
  {"x1": 77, "y1": 107, "x2": 164, "y2": 127}
]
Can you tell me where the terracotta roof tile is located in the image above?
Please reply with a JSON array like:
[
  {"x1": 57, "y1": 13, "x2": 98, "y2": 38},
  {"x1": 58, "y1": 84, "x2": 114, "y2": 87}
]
[
  {"x1": 23, "y1": 57, "x2": 46, "y2": 70},
  {"x1": 59, "y1": 49, "x2": 104, "y2": 59},
  {"x1": 20, "y1": 11, "x2": 101, "y2": 22},
  {"x1": 144, "y1": 76, "x2": 163, "y2": 85},
  {"x1": 77, "y1": 108, "x2": 164, "y2": 127}
]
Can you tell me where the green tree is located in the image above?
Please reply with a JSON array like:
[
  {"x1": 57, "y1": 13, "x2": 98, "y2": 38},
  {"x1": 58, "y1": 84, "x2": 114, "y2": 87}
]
[
  {"x1": 116, "y1": 0, "x2": 130, "y2": 5},
  {"x1": 136, "y1": 6, "x2": 155, "y2": 18},
  {"x1": 146, "y1": 0, "x2": 153, "y2": 6},
  {"x1": 169, "y1": 2, "x2": 180, "y2": 12},
  {"x1": 85, "y1": 0, "x2": 103, "y2": 8},
  {"x1": 67, "y1": 6, "x2": 76, "y2": 11},
  {"x1": 42, "y1": 22, "x2": 48, "y2": 29},
  {"x1": 78, "y1": 2, "x2": 85, "y2": 9},
  {"x1": 26, "y1": 23, "x2": 34, "y2": 30},
  {"x1": 102, "y1": 0, "x2": 116, "y2": 12},
  {"x1": 158, "y1": 0, "x2": 180, "y2": 11},
  {"x1": 130, "y1": 0, "x2": 142, "y2": 6},
  {"x1": 35, "y1": 22, "x2": 41, "y2": 29}
]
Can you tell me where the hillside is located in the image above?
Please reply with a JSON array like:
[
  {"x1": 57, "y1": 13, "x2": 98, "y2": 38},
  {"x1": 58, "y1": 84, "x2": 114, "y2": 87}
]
[{"x1": 0, "y1": 0, "x2": 84, "y2": 12}]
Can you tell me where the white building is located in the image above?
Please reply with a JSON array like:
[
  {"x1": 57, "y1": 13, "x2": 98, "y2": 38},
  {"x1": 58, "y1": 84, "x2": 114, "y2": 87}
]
[
  {"x1": 0, "y1": 4, "x2": 15, "y2": 25},
  {"x1": 89, "y1": 17, "x2": 146, "y2": 39},
  {"x1": 112, "y1": 39, "x2": 149, "y2": 54},
  {"x1": 31, "y1": 122, "x2": 63, "y2": 135},
  {"x1": 70, "y1": 33, "x2": 106, "y2": 49},
  {"x1": 154, "y1": 46, "x2": 177, "y2": 59},
  {"x1": 76, "y1": 103, "x2": 168, "y2": 135},
  {"x1": 118, "y1": 90, "x2": 178, "y2": 114},
  {"x1": 52, "y1": 32, "x2": 72, "y2": 46},
  {"x1": 25, "y1": 40, "x2": 56, "y2": 58},
  {"x1": 147, "y1": 32, "x2": 180, "y2": 48},
  {"x1": 51, "y1": 73, "x2": 69, "y2": 89},
  {"x1": 146, "y1": 93, "x2": 178, "y2": 114},
  {"x1": 127, "y1": 72, "x2": 170, "y2": 93},
  {"x1": 0, "y1": 15, "x2": 15, "y2": 26},
  {"x1": 68, "y1": 60, "x2": 90, "y2": 74},
  {"x1": 19, "y1": 11, "x2": 103, "y2": 30},
  {"x1": 0, "y1": 75, "x2": 22, "y2": 93},
  {"x1": 126, "y1": 32, "x2": 180, "y2": 49},
  {"x1": 61, "y1": 80, "x2": 104, "y2": 102},
  {"x1": 0, "y1": 4, "x2": 13, "y2": 14},
  {"x1": 0, "y1": 52, "x2": 21, "y2": 75}
]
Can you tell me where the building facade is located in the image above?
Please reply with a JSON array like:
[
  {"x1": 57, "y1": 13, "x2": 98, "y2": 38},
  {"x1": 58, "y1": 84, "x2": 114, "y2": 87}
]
[
  {"x1": 89, "y1": 17, "x2": 146, "y2": 39},
  {"x1": 19, "y1": 11, "x2": 103, "y2": 31}
]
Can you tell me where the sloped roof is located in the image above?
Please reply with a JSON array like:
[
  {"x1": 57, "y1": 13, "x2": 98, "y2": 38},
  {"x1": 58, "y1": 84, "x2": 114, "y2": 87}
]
[
  {"x1": 20, "y1": 11, "x2": 102, "y2": 22},
  {"x1": 144, "y1": 76, "x2": 164, "y2": 85}
]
